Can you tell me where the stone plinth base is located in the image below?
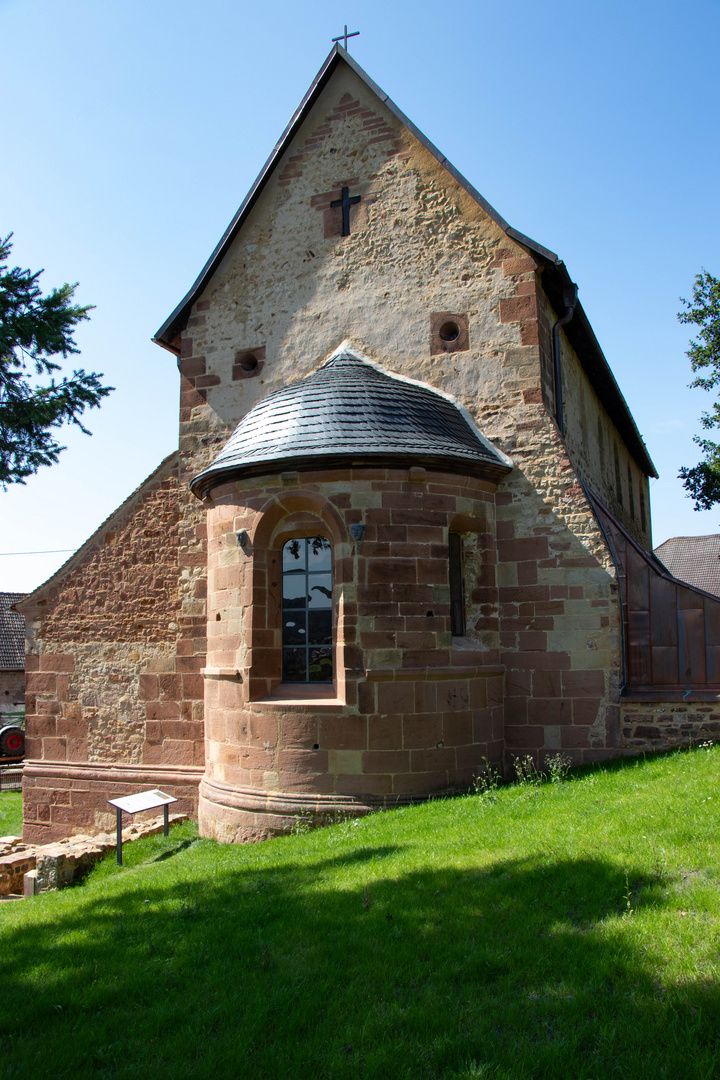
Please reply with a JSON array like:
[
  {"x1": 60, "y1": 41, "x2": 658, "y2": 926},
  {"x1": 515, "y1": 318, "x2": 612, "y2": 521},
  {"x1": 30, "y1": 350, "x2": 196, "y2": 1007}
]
[
  {"x1": 199, "y1": 773, "x2": 450, "y2": 843},
  {"x1": 22, "y1": 759, "x2": 203, "y2": 843}
]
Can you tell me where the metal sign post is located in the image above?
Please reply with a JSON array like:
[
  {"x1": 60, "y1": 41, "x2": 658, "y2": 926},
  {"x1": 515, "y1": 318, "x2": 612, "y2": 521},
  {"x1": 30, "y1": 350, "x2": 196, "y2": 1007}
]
[
  {"x1": 115, "y1": 806, "x2": 122, "y2": 864},
  {"x1": 108, "y1": 789, "x2": 178, "y2": 866}
]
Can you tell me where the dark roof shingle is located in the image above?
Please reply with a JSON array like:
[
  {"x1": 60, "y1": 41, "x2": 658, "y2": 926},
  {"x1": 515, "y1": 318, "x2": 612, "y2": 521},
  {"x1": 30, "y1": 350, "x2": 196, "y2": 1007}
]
[
  {"x1": 653, "y1": 535, "x2": 720, "y2": 598},
  {"x1": 191, "y1": 349, "x2": 511, "y2": 497},
  {"x1": 0, "y1": 593, "x2": 26, "y2": 670}
]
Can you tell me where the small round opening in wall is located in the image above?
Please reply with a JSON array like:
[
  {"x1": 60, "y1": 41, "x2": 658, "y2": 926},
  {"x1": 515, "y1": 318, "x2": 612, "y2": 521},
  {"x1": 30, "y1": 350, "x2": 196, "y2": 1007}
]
[
  {"x1": 439, "y1": 321, "x2": 460, "y2": 342},
  {"x1": 240, "y1": 354, "x2": 259, "y2": 372}
]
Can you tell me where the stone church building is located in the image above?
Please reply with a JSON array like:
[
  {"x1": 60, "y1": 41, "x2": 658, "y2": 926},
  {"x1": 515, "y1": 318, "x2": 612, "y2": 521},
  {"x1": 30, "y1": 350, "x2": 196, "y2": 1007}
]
[{"x1": 18, "y1": 47, "x2": 720, "y2": 843}]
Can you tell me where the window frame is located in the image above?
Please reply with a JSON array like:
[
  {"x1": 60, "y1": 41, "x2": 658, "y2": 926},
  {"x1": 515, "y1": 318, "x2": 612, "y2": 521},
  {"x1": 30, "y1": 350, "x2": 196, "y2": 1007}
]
[
  {"x1": 281, "y1": 535, "x2": 334, "y2": 684},
  {"x1": 449, "y1": 532, "x2": 465, "y2": 637},
  {"x1": 247, "y1": 502, "x2": 344, "y2": 703}
]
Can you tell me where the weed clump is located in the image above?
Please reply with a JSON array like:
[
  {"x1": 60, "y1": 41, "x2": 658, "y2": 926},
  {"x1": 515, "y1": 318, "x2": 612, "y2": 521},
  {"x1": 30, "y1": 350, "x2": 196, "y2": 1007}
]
[
  {"x1": 471, "y1": 758, "x2": 502, "y2": 803},
  {"x1": 472, "y1": 752, "x2": 572, "y2": 801},
  {"x1": 545, "y1": 752, "x2": 572, "y2": 783}
]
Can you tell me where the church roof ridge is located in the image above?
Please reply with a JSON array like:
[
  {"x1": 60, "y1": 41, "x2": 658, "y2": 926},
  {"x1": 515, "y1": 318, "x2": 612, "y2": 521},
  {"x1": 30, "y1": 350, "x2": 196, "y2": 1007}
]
[{"x1": 190, "y1": 346, "x2": 511, "y2": 499}]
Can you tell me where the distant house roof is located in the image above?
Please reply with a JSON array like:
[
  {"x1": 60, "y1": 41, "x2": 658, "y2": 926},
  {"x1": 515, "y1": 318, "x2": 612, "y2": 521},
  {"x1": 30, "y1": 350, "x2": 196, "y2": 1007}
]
[
  {"x1": 653, "y1": 535, "x2": 720, "y2": 598},
  {"x1": 0, "y1": 593, "x2": 26, "y2": 670},
  {"x1": 190, "y1": 347, "x2": 512, "y2": 498}
]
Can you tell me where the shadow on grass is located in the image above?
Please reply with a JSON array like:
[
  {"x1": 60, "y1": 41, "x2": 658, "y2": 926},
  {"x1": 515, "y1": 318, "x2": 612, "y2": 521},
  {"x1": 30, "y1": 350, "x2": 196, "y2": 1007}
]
[
  {"x1": 2, "y1": 844, "x2": 719, "y2": 1080},
  {"x1": 151, "y1": 838, "x2": 198, "y2": 862}
]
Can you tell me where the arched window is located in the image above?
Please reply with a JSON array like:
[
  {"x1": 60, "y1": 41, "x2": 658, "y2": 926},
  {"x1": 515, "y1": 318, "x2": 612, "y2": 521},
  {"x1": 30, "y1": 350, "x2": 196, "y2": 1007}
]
[
  {"x1": 449, "y1": 533, "x2": 465, "y2": 637},
  {"x1": 282, "y1": 536, "x2": 333, "y2": 683}
]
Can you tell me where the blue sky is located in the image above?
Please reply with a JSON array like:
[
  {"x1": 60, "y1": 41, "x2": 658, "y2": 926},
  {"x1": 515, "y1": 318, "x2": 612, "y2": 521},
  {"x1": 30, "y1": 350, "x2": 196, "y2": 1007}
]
[{"x1": 1, "y1": 0, "x2": 719, "y2": 591}]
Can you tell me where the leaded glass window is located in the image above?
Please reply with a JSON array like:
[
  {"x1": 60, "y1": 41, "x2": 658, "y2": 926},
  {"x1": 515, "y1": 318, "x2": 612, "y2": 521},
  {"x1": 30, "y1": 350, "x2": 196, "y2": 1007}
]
[{"x1": 282, "y1": 536, "x2": 333, "y2": 683}]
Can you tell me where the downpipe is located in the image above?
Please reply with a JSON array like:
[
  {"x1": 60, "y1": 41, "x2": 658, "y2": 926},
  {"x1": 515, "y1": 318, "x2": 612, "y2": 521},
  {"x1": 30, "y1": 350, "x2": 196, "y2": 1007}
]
[{"x1": 552, "y1": 283, "x2": 578, "y2": 435}]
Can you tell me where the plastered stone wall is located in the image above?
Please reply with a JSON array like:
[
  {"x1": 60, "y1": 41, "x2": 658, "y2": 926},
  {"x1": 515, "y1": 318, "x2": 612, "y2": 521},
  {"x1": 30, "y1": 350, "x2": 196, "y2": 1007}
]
[
  {"x1": 19, "y1": 454, "x2": 203, "y2": 842},
  {"x1": 199, "y1": 466, "x2": 504, "y2": 842}
]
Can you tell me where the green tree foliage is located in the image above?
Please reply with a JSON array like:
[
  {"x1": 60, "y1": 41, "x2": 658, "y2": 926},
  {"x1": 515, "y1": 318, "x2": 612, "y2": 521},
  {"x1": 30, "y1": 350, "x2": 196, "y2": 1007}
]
[
  {"x1": 0, "y1": 233, "x2": 113, "y2": 486},
  {"x1": 679, "y1": 270, "x2": 720, "y2": 509}
]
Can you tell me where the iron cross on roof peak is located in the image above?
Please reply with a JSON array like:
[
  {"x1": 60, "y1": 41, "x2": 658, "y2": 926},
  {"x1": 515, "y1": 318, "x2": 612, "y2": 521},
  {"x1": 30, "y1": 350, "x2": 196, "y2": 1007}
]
[{"x1": 332, "y1": 25, "x2": 359, "y2": 50}]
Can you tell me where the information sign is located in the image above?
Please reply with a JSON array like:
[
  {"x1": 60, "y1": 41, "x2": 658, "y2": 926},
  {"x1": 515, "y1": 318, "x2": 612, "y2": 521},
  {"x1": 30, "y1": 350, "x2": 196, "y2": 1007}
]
[{"x1": 108, "y1": 789, "x2": 177, "y2": 865}]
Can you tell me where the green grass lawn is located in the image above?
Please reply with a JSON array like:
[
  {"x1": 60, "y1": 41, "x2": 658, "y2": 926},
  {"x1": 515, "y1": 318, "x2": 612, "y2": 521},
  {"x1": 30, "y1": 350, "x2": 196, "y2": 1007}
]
[
  {"x1": 0, "y1": 789, "x2": 23, "y2": 836},
  {"x1": 2, "y1": 746, "x2": 720, "y2": 1079}
]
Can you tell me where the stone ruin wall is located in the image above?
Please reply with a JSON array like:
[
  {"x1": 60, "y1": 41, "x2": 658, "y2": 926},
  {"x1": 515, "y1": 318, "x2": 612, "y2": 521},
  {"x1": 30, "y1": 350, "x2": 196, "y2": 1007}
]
[
  {"x1": 619, "y1": 701, "x2": 720, "y2": 750},
  {"x1": 20, "y1": 454, "x2": 204, "y2": 842}
]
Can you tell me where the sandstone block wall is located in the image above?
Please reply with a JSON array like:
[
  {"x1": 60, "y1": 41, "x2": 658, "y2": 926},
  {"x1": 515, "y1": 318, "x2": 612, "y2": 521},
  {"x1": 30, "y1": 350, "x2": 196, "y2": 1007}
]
[
  {"x1": 492, "y1": 439, "x2": 622, "y2": 766},
  {"x1": 19, "y1": 454, "x2": 204, "y2": 842},
  {"x1": 199, "y1": 466, "x2": 504, "y2": 841}
]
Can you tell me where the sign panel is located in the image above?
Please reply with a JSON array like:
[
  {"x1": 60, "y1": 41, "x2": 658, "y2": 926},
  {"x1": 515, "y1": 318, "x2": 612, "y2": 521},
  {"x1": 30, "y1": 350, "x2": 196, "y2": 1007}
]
[{"x1": 108, "y1": 789, "x2": 177, "y2": 815}]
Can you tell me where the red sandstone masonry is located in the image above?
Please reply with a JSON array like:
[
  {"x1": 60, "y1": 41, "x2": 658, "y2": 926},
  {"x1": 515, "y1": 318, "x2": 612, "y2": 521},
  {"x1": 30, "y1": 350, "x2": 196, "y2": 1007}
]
[
  {"x1": 19, "y1": 454, "x2": 205, "y2": 840},
  {"x1": 22, "y1": 768, "x2": 201, "y2": 845},
  {"x1": 199, "y1": 467, "x2": 504, "y2": 840}
]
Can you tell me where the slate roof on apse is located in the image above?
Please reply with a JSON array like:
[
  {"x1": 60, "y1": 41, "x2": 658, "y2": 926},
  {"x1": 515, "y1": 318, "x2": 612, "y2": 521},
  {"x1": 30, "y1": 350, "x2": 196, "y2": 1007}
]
[
  {"x1": 191, "y1": 352, "x2": 510, "y2": 496},
  {"x1": 0, "y1": 593, "x2": 26, "y2": 670},
  {"x1": 654, "y1": 535, "x2": 720, "y2": 598}
]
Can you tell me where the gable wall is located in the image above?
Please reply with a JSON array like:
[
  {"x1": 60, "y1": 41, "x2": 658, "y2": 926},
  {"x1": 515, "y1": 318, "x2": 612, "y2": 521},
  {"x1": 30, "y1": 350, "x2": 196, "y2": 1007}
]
[{"x1": 178, "y1": 67, "x2": 540, "y2": 462}]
